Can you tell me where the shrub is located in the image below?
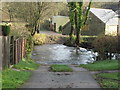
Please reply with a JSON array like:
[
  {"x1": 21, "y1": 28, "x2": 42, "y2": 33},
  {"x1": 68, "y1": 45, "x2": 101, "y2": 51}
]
[
  {"x1": 64, "y1": 35, "x2": 97, "y2": 47},
  {"x1": 80, "y1": 36, "x2": 97, "y2": 48},
  {"x1": 59, "y1": 25, "x2": 63, "y2": 32},
  {"x1": 93, "y1": 35, "x2": 118, "y2": 60},
  {"x1": 1, "y1": 25, "x2": 10, "y2": 36},
  {"x1": 81, "y1": 36, "x2": 97, "y2": 43},
  {"x1": 26, "y1": 35, "x2": 34, "y2": 56},
  {"x1": 33, "y1": 34, "x2": 47, "y2": 45}
]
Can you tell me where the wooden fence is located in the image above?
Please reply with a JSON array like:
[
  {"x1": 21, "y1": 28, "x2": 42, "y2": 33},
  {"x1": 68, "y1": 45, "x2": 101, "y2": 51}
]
[{"x1": 0, "y1": 36, "x2": 26, "y2": 70}]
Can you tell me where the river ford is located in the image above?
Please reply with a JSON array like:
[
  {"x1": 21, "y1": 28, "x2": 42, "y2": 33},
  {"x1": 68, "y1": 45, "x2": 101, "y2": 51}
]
[{"x1": 32, "y1": 44, "x2": 98, "y2": 65}]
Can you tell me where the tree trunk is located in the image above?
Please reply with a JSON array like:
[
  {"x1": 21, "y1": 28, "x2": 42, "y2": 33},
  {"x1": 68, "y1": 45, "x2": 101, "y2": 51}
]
[
  {"x1": 76, "y1": 28, "x2": 80, "y2": 46},
  {"x1": 37, "y1": 24, "x2": 40, "y2": 33},
  {"x1": 69, "y1": 25, "x2": 74, "y2": 41},
  {"x1": 31, "y1": 25, "x2": 37, "y2": 36},
  {"x1": 109, "y1": 52, "x2": 112, "y2": 60},
  {"x1": 74, "y1": 10, "x2": 80, "y2": 46}
]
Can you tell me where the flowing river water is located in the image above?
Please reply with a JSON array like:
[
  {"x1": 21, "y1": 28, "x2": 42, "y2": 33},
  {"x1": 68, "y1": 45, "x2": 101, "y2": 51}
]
[{"x1": 32, "y1": 44, "x2": 98, "y2": 65}]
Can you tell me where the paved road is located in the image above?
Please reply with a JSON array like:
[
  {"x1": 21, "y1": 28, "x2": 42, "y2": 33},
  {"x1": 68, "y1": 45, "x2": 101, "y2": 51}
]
[{"x1": 21, "y1": 65, "x2": 100, "y2": 88}]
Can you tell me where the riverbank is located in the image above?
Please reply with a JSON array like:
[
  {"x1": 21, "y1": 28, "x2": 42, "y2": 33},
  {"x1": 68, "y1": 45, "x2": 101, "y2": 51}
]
[
  {"x1": 33, "y1": 31, "x2": 96, "y2": 49},
  {"x1": 33, "y1": 33, "x2": 69, "y2": 45},
  {"x1": 80, "y1": 59, "x2": 119, "y2": 88}
]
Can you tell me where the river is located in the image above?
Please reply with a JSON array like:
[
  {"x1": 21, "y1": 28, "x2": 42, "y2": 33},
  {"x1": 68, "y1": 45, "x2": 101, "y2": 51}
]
[{"x1": 32, "y1": 44, "x2": 97, "y2": 65}]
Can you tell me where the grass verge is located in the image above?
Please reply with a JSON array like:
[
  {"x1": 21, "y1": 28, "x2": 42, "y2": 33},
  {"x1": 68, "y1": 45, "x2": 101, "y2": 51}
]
[
  {"x1": 96, "y1": 72, "x2": 120, "y2": 88},
  {"x1": 3, "y1": 57, "x2": 39, "y2": 88},
  {"x1": 0, "y1": 71, "x2": 1, "y2": 89},
  {"x1": 2, "y1": 69, "x2": 30, "y2": 88},
  {"x1": 80, "y1": 59, "x2": 119, "y2": 88},
  {"x1": 97, "y1": 72, "x2": 120, "y2": 80},
  {"x1": 80, "y1": 59, "x2": 118, "y2": 71},
  {"x1": 13, "y1": 58, "x2": 39, "y2": 70},
  {"x1": 50, "y1": 64, "x2": 73, "y2": 72},
  {"x1": 97, "y1": 79, "x2": 119, "y2": 88}
]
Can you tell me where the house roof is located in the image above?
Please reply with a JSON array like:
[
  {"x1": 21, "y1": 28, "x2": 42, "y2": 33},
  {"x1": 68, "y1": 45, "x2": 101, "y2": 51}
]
[{"x1": 90, "y1": 8, "x2": 118, "y2": 25}]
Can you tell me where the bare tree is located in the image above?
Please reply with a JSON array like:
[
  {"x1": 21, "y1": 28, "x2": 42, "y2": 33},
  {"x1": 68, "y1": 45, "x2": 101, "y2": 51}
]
[{"x1": 2, "y1": 2, "x2": 67, "y2": 36}]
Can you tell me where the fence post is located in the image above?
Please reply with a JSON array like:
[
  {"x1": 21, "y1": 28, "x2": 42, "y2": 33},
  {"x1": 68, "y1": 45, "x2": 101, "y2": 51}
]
[
  {"x1": 17, "y1": 39, "x2": 19, "y2": 63},
  {"x1": 24, "y1": 38, "x2": 26, "y2": 57},
  {"x1": 21, "y1": 38, "x2": 22, "y2": 60},
  {"x1": 8, "y1": 36, "x2": 10, "y2": 67},
  {"x1": 22, "y1": 38, "x2": 24, "y2": 58},
  {"x1": 18, "y1": 39, "x2": 20, "y2": 61},
  {"x1": 10, "y1": 36, "x2": 15, "y2": 65},
  {"x1": 14, "y1": 38, "x2": 18, "y2": 64},
  {"x1": 12, "y1": 36, "x2": 15, "y2": 64},
  {"x1": 2, "y1": 36, "x2": 5, "y2": 69},
  {"x1": 2, "y1": 36, "x2": 10, "y2": 69},
  {"x1": 0, "y1": 36, "x2": 2, "y2": 70},
  {"x1": 20, "y1": 38, "x2": 22, "y2": 61}
]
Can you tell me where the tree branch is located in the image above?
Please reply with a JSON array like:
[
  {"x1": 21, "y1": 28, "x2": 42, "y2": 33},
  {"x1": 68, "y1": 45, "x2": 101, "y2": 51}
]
[{"x1": 83, "y1": 0, "x2": 92, "y2": 25}]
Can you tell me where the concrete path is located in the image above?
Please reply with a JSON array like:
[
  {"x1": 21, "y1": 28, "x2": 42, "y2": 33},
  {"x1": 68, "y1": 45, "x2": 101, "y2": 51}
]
[{"x1": 21, "y1": 65, "x2": 100, "y2": 88}]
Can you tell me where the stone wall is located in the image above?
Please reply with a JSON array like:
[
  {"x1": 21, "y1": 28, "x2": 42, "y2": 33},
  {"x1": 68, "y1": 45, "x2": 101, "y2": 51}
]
[{"x1": 81, "y1": 12, "x2": 105, "y2": 36}]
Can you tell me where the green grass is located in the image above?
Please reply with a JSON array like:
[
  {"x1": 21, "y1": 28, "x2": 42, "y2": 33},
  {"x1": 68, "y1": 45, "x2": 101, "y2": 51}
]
[
  {"x1": 2, "y1": 57, "x2": 39, "y2": 88},
  {"x1": 96, "y1": 73, "x2": 119, "y2": 88},
  {"x1": 98, "y1": 79, "x2": 119, "y2": 88},
  {"x1": 2, "y1": 51, "x2": 39, "y2": 89},
  {"x1": 50, "y1": 64, "x2": 73, "y2": 72},
  {"x1": 80, "y1": 59, "x2": 119, "y2": 71},
  {"x1": 0, "y1": 71, "x2": 2, "y2": 89},
  {"x1": 97, "y1": 72, "x2": 120, "y2": 80},
  {"x1": 13, "y1": 58, "x2": 39, "y2": 70},
  {"x1": 2, "y1": 69, "x2": 31, "y2": 88},
  {"x1": 80, "y1": 59, "x2": 119, "y2": 88}
]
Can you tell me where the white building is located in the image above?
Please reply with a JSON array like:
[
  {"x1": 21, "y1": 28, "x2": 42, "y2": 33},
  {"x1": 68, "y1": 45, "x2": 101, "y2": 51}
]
[
  {"x1": 49, "y1": 16, "x2": 70, "y2": 32},
  {"x1": 82, "y1": 8, "x2": 119, "y2": 36}
]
